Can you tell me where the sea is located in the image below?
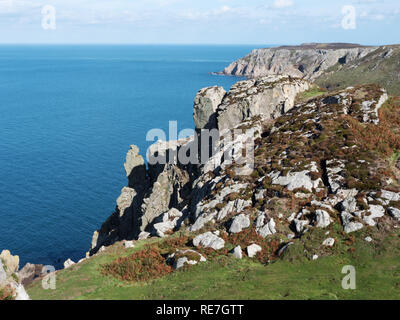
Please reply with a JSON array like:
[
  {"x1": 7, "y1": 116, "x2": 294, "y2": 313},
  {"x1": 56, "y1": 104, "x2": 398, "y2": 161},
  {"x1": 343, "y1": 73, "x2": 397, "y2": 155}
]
[{"x1": 0, "y1": 44, "x2": 263, "y2": 268}]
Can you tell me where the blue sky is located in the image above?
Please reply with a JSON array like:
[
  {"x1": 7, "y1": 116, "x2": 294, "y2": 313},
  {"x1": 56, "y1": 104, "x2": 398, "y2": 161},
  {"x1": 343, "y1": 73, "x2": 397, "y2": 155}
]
[{"x1": 0, "y1": 0, "x2": 399, "y2": 44}]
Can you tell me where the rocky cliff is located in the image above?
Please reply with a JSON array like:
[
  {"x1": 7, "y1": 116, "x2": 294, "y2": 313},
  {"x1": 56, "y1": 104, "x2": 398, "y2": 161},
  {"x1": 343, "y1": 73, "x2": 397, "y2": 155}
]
[
  {"x1": 89, "y1": 72, "x2": 400, "y2": 278},
  {"x1": 0, "y1": 250, "x2": 31, "y2": 300},
  {"x1": 219, "y1": 43, "x2": 377, "y2": 80},
  {"x1": 90, "y1": 75, "x2": 312, "y2": 253},
  {"x1": 219, "y1": 43, "x2": 400, "y2": 96}
]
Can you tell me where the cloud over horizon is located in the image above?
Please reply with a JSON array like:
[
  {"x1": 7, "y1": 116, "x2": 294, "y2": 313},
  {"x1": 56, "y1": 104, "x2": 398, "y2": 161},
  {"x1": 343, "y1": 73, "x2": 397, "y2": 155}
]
[{"x1": 0, "y1": 0, "x2": 398, "y2": 44}]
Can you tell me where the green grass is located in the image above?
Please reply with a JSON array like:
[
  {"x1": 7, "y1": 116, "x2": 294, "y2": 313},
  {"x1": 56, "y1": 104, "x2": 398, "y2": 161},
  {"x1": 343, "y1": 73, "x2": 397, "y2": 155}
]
[
  {"x1": 27, "y1": 228, "x2": 400, "y2": 300},
  {"x1": 296, "y1": 86, "x2": 326, "y2": 103},
  {"x1": 316, "y1": 46, "x2": 400, "y2": 96}
]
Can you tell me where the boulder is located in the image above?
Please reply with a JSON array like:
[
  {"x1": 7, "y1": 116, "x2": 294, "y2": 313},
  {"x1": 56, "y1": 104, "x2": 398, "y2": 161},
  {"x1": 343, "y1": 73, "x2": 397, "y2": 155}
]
[
  {"x1": 255, "y1": 214, "x2": 276, "y2": 238},
  {"x1": 123, "y1": 241, "x2": 135, "y2": 249},
  {"x1": 63, "y1": 259, "x2": 75, "y2": 269},
  {"x1": 153, "y1": 208, "x2": 183, "y2": 237},
  {"x1": 232, "y1": 246, "x2": 243, "y2": 259},
  {"x1": 171, "y1": 250, "x2": 206, "y2": 270},
  {"x1": 363, "y1": 205, "x2": 385, "y2": 226},
  {"x1": 365, "y1": 236, "x2": 373, "y2": 242},
  {"x1": 388, "y1": 207, "x2": 400, "y2": 221},
  {"x1": 193, "y1": 232, "x2": 225, "y2": 250},
  {"x1": 344, "y1": 222, "x2": 364, "y2": 234},
  {"x1": 247, "y1": 244, "x2": 262, "y2": 258},
  {"x1": 272, "y1": 171, "x2": 316, "y2": 192},
  {"x1": 138, "y1": 231, "x2": 150, "y2": 240},
  {"x1": 380, "y1": 190, "x2": 400, "y2": 202},
  {"x1": 340, "y1": 197, "x2": 357, "y2": 213},
  {"x1": 322, "y1": 238, "x2": 335, "y2": 247},
  {"x1": 315, "y1": 210, "x2": 332, "y2": 228},
  {"x1": 293, "y1": 219, "x2": 309, "y2": 233},
  {"x1": 229, "y1": 214, "x2": 250, "y2": 234}
]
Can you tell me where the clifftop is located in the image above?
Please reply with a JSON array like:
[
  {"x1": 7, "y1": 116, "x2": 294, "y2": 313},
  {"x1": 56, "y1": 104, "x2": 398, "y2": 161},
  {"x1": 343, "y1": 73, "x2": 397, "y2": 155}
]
[
  {"x1": 219, "y1": 43, "x2": 400, "y2": 96},
  {"x1": 274, "y1": 43, "x2": 370, "y2": 50}
]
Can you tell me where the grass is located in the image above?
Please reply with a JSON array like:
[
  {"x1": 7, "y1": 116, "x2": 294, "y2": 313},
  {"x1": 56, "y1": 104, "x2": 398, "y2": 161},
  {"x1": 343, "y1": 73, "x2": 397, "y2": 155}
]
[
  {"x1": 316, "y1": 46, "x2": 400, "y2": 96},
  {"x1": 26, "y1": 228, "x2": 400, "y2": 300},
  {"x1": 296, "y1": 86, "x2": 327, "y2": 103}
]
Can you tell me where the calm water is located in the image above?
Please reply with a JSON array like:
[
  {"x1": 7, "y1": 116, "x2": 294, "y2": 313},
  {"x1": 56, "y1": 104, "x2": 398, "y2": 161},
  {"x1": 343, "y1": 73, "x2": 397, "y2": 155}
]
[{"x1": 0, "y1": 45, "x2": 260, "y2": 268}]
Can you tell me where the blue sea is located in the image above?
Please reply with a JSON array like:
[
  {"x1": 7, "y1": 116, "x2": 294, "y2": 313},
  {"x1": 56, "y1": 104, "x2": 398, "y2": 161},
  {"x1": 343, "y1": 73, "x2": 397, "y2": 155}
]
[{"x1": 0, "y1": 45, "x2": 260, "y2": 268}]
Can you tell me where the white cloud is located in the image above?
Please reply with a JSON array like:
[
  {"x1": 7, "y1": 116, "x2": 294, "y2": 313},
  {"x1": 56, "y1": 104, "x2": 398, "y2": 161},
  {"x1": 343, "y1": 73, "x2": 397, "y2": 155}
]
[{"x1": 273, "y1": 0, "x2": 294, "y2": 9}]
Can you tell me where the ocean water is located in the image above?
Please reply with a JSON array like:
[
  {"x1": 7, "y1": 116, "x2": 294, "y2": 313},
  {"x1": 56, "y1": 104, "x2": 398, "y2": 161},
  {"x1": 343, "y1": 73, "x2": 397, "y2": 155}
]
[{"x1": 0, "y1": 45, "x2": 260, "y2": 268}]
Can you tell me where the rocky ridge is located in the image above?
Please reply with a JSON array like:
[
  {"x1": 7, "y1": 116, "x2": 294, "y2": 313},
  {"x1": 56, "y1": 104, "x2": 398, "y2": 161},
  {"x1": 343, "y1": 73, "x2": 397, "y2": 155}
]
[
  {"x1": 87, "y1": 73, "x2": 400, "y2": 279},
  {"x1": 0, "y1": 250, "x2": 31, "y2": 300},
  {"x1": 219, "y1": 44, "x2": 378, "y2": 80}
]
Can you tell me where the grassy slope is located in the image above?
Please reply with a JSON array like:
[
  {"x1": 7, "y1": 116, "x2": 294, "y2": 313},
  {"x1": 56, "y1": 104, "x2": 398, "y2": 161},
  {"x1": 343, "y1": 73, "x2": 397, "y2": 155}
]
[
  {"x1": 27, "y1": 88, "x2": 400, "y2": 301},
  {"x1": 316, "y1": 46, "x2": 400, "y2": 96},
  {"x1": 27, "y1": 228, "x2": 400, "y2": 300}
]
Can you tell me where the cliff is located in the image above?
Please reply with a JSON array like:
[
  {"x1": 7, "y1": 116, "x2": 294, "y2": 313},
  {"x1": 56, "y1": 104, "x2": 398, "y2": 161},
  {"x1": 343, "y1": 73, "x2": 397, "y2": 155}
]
[
  {"x1": 21, "y1": 49, "x2": 400, "y2": 299},
  {"x1": 26, "y1": 75, "x2": 400, "y2": 300},
  {"x1": 219, "y1": 43, "x2": 400, "y2": 96},
  {"x1": 84, "y1": 74, "x2": 400, "y2": 283}
]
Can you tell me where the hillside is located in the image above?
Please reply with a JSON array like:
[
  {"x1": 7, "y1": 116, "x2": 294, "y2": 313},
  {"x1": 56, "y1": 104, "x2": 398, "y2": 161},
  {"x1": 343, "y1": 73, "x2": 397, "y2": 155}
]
[
  {"x1": 316, "y1": 45, "x2": 400, "y2": 96},
  {"x1": 219, "y1": 44, "x2": 400, "y2": 96},
  {"x1": 24, "y1": 75, "x2": 400, "y2": 300}
]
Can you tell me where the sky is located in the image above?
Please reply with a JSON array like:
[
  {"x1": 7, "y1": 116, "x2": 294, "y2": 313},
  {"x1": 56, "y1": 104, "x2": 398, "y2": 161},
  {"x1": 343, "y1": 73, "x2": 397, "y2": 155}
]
[{"x1": 0, "y1": 0, "x2": 399, "y2": 45}]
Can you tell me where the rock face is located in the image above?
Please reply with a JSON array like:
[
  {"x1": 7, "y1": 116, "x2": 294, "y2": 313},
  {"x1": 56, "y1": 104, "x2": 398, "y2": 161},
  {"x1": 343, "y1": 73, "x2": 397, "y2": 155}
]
[
  {"x1": 0, "y1": 250, "x2": 19, "y2": 274},
  {"x1": 216, "y1": 76, "x2": 311, "y2": 131},
  {"x1": 0, "y1": 249, "x2": 30, "y2": 300},
  {"x1": 89, "y1": 66, "x2": 400, "y2": 275},
  {"x1": 90, "y1": 141, "x2": 193, "y2": 254},
  {"x1": 18, "y1": 263, "x2": 43, "y2": 286},
  {"x1": 220, "y1": 44, "x2": 378, "y2": 81},
  {"x1": 193, "y1": 86, "x2": 226, "y2": 129}
]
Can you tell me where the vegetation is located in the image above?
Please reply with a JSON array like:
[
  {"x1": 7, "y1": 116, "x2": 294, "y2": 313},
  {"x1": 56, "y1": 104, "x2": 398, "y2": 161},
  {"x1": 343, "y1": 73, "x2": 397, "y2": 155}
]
[
  {"x1": 296, "y1": 85, "x2": 327, "y2": 103},
  {"x1": 0, "y1": 285, "x2": 15, "y2": 300},
  {"x1": 26, "y1": 228, "x2": 400, "y2": 300},
  {"x1": 316, "y1": 46, "x2": 400, "y2": 96}
]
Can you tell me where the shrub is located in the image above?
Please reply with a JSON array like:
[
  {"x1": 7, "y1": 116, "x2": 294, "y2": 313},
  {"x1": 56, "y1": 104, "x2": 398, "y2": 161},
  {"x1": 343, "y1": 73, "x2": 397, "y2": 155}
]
[
  {"x1": 101, "y1": 245, "x2": 173, "y2": 282},
  {"x1": 0, "y1": 285, "x2": 15, "y2": 300}
]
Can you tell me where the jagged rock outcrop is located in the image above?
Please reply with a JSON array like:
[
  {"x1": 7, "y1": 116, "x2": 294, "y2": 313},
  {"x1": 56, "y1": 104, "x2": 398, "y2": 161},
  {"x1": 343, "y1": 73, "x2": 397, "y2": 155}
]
[
  {"x1": 219, "y1": 44, "x2": 378, "y2": 81},
  {"x1": 193, "y1": 86, "x2": 226, "y2": 129},
  {"x1": 90, "y1": 73, "x2": 400, "y2": 271},
  {"x1": 193, "y1": 76, "x2": 311, "y2": 132},
  {"x1": 217, "y1": 76, "x2": 311, "y2": 131},
  {"x1": 0, "y1": 250, "x2": 30, "y2": 300},
  {"x1": 91, "y1": 139, "x2": 195, "y2": 253}
]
